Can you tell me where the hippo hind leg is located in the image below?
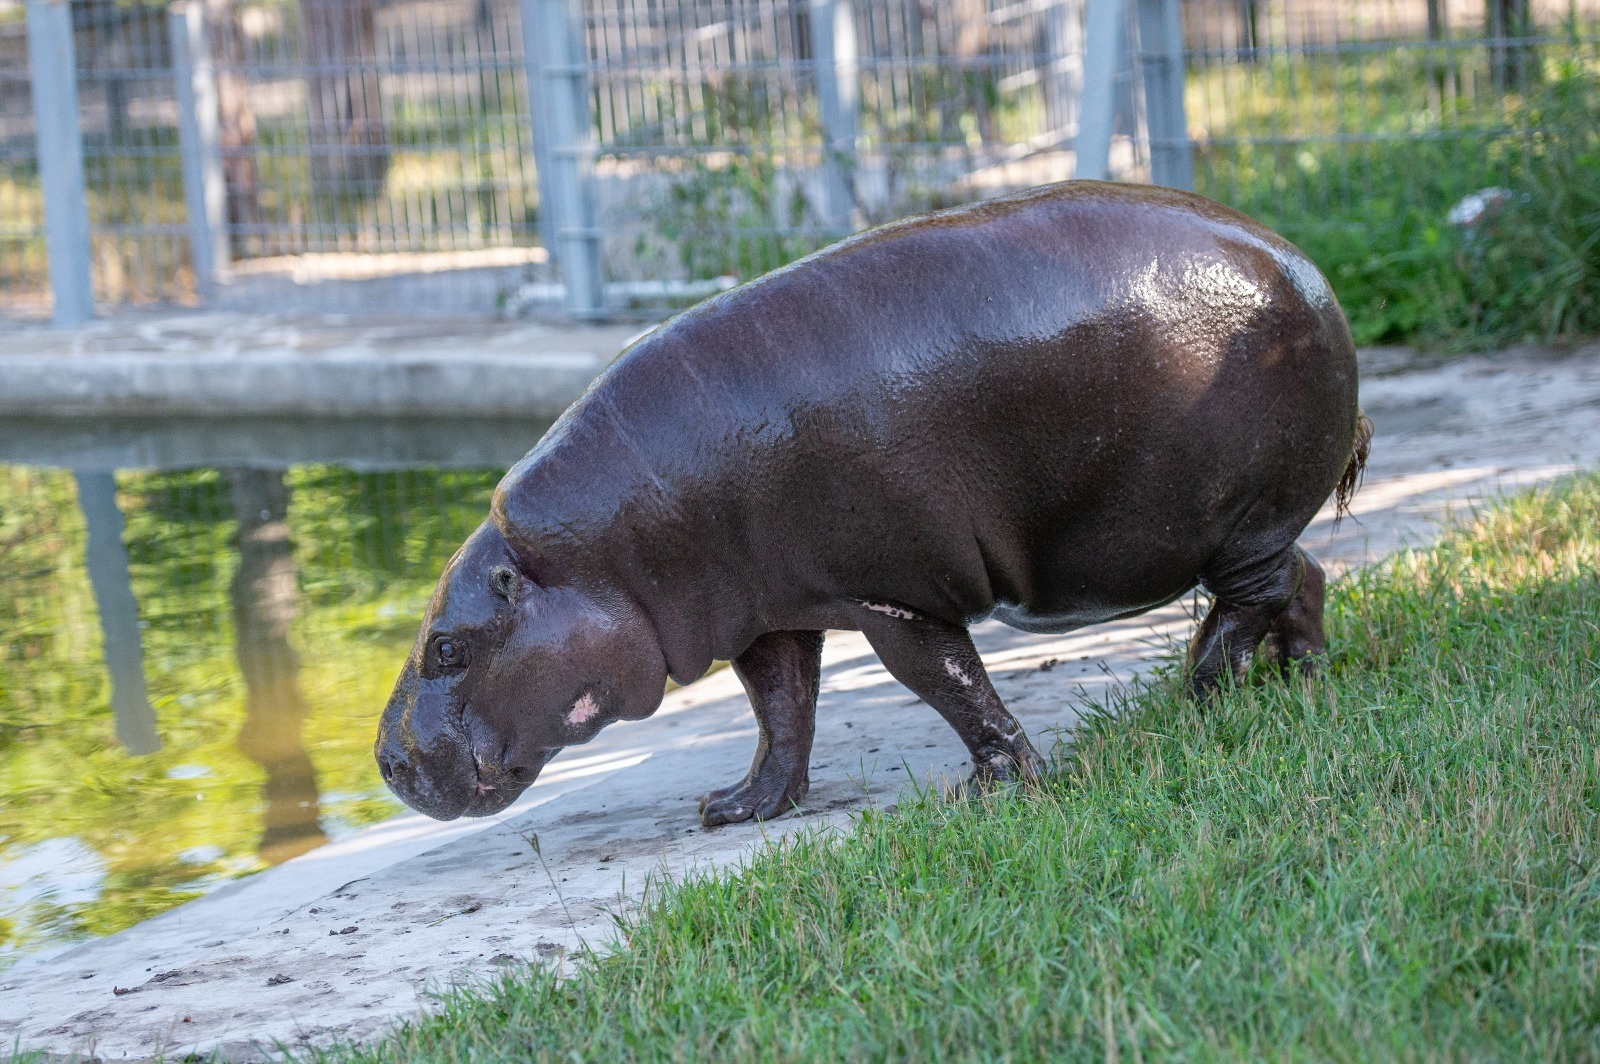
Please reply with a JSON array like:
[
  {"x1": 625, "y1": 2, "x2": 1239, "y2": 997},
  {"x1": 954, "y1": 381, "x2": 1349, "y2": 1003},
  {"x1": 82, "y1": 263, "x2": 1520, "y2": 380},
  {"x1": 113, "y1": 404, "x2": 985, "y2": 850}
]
[
  {"x1": 699, "y1": 629, "x2": 824, "y2": 827},
  {"x1": 858, "y1": 609, "x2": 1043, "y2": 788},
  {"x1": 1187, "y1": 542, "x2": 1310, "y2": 700},
  {"x1": 1259, "y1": 546, "x2": 1328, "y2": 674}
]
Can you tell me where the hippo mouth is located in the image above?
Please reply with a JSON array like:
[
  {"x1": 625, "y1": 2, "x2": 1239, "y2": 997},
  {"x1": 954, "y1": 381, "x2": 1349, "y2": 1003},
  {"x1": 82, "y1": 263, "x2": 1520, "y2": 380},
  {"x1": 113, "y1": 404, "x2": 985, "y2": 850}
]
[
  {"x1": 459, "y1": 783, "x2": 521, "y2": 818},
  {"x1": 461, "y1": 749, "x2": 526, "y2": 817},
  {"x1": 376, "y1": 745, "x2": 527, "y2": 821},
  {"x1": 377, "y1": 709, "x2": 555, "y2": 820}
]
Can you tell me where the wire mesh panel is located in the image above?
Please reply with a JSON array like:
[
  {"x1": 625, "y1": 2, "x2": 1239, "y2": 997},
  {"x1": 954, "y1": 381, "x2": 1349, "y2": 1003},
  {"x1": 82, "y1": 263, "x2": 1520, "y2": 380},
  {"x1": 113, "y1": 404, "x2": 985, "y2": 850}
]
[
  {"x1": 214, "y1": 0, "x2": 537, "y2": 257},
  {"x1": 0, "y1": 8, "x2": 47, "y2": 317},
  {"x1": 0, "y1": 0, "x2": 548, "y2": 319},
  {"x1": 1186, "y1": 0, "x2": 1600, "y2": 214},
  {"x1": 581, "y1": 0, "x2": 1123, "y2": 308},
  {"x1": 206, "y1": 0, "x2": 547, "y2": 312},
  {"x1": 74, "y1": 1, "x2": 190, "y2": 308}
]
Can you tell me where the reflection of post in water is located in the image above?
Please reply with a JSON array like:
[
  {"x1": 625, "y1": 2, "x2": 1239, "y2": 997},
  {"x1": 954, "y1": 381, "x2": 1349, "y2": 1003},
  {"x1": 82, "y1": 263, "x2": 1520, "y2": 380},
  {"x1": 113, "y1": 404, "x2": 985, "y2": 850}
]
[
  {"x1": 227, "y1": 469, "x2": 327, "y2": 865},
  {"x1": 73, "y1": 471, "x2": 161, "y2": 756}
]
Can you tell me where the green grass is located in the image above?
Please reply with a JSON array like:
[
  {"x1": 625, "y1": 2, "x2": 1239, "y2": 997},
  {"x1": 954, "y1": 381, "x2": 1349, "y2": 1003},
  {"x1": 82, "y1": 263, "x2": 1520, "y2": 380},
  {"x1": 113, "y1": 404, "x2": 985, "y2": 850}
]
[{"x1": 334, "y1": 470, "x2": 1600, "y2": 1062}]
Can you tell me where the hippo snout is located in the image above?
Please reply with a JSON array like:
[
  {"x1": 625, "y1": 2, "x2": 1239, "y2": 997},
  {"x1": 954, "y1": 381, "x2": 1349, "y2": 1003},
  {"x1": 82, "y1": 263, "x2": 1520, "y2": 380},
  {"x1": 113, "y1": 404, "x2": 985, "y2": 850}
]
[
  {"x1": 375, "y1": 694, "x2": 552, "y2": 820},
  {"x1": 375, "y1": 728, "x2": 478, "y2": 821}
]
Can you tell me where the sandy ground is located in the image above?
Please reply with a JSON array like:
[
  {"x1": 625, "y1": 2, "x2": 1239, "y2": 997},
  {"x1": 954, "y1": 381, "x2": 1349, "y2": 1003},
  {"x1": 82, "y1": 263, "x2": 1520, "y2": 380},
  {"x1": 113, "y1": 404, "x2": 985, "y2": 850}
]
[{"x1": 2, "y1": 343, "x2": 1598, "y2": 1060}]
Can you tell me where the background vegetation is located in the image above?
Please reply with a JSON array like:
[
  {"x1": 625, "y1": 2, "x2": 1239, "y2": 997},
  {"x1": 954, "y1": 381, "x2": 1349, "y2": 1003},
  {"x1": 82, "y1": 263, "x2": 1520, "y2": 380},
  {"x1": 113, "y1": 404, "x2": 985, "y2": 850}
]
[
  {"x1": 1198, "y1": 55, "x2": 1600, "y2": 349},
  {"x1": 649, "y1": 46, "x2": 1600, "y2": 351}
]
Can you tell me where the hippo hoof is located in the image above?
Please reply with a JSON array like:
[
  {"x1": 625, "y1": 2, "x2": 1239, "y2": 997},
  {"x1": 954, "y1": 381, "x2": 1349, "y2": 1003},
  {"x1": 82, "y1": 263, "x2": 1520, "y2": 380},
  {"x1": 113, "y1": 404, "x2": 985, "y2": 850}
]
[
  {"x1": 956, "y1": 747, "x2": 1044, "y2": 797},
  {"x1": 1294, "y1": 653, "x2": 1328, "y2": 677},
  {"x1": 697, "y1": 778, "x2": 807, "y2": 827}
]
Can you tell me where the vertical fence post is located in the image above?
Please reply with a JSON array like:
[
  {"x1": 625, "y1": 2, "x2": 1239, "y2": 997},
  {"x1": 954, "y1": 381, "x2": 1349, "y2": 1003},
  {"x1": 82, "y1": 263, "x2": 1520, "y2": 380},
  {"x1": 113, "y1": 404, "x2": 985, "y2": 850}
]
[
  {"x1": 170, "y1": 1, "x2": 231, "y2": 301},
  {"x1": 1135, "y1": 0, "x2": 1193, "y2": 190},
  {"x1": 1075, "y1": 0, "x2": 1125, "y2": 181},
  {"x1": 520, "y1": 13, "x2": 561, "y2": 265},
  {"x1": 75, "y1": 471, "x2": 161, "y2": 757},
  {"x1": 26, "y1": 0, "x2": 94, "y2": 326},
  {"x1": 810, "y1": 0, "x2": 859, "y2": 231},
  {"x1": 521, "y1": 0, "x2": 604, "y2": 319}
]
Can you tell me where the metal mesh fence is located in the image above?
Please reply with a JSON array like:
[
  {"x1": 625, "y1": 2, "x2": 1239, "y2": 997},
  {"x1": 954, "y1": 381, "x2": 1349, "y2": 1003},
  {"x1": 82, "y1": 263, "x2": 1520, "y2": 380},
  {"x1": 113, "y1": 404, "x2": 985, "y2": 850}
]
[
  {"x1": 0, "y1": 0, "x2": 548, "y2": 318},
  {"x1": 76, "y1": 4, "x2": 188, "y2": 308},
  {"x1": 0, "y1": 9, "x2": 46, "y2": 317},
  {"x1": 1, "y1": 0, "x2": 1596, "y2": 320},
  {"x1": 217, "y1": 0, "x2": 538, "y2": 255},
  {"x1": 209, "y1": 0, "x2": 548, "y2": 313},
  {"x1": 580, "y1": 0, "x2": 1130, "y2": 297},
  {"x1": 1184, "y1": 0, "x2": 1600, "y2": 232}
]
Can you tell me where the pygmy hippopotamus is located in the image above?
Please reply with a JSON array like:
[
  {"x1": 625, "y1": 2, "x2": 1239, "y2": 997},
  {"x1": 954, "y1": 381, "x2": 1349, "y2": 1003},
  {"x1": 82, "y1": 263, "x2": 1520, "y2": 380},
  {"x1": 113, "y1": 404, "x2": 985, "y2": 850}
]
[{"x1": 375, "y1": 180, "x2": 1370, "y2": 826}]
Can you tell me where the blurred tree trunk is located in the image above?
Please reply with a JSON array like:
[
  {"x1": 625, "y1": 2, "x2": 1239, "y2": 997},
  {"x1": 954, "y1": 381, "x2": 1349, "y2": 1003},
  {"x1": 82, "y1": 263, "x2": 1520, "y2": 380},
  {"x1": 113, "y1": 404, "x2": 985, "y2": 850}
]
[
  {"x1": 1487, "y1": 0, "x2": 1534, "y2": 90},
  {"x1": 206, "y1": 0, "x2": 266, "y2": 254},
  {"x1": 228, "y1": 469, "x2": 326, "y2": 866},
  {"x1": 301, "y1": 0, "x2": 390, "y2": 202}
]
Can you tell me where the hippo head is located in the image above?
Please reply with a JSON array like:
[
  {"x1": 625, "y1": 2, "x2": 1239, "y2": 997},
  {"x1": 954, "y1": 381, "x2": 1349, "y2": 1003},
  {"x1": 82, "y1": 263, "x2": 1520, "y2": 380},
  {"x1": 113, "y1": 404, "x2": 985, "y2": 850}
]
[{"x1": 374, "y1": 520, "x2": 668, "y2": 820}]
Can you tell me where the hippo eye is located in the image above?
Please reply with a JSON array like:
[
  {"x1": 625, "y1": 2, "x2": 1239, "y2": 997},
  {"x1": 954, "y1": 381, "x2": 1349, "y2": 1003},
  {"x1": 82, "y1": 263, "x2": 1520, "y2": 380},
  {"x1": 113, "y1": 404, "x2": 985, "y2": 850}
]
[
  {"x1": 488, "y1": 565, "x2": 520, "y2": 602},
  {"x1": 433, "y1": 637, "x2": 468, "y2": 670}
]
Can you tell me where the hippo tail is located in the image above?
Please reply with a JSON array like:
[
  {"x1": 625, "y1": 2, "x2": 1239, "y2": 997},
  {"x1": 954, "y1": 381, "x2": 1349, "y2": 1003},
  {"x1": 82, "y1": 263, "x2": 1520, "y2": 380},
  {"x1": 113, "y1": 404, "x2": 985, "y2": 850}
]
[{"x1": 1333, "y1": 413, "x2": 1374, "y2": 523}]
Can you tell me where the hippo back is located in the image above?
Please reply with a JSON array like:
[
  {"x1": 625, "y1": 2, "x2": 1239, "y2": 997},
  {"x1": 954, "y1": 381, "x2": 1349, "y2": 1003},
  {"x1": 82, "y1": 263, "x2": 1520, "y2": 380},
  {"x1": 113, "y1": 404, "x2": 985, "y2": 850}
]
[{"x1": 494, "y1": 181, "x2": 1358, "y2": 644}]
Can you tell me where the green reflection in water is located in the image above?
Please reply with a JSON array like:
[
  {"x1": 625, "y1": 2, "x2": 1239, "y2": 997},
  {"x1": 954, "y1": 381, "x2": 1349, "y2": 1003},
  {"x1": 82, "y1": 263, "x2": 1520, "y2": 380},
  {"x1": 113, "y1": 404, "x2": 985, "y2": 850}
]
[{"x1": 0, "y1": 464, "x2": 501, "y2": 968}]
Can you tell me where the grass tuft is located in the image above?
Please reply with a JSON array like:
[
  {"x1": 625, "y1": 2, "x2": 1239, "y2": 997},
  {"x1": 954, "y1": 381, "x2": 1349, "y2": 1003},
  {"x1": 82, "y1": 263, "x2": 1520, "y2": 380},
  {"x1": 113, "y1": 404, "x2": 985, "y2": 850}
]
[{"x1": 337, "y1": 473, "x2": 1598, "y2": 1060}]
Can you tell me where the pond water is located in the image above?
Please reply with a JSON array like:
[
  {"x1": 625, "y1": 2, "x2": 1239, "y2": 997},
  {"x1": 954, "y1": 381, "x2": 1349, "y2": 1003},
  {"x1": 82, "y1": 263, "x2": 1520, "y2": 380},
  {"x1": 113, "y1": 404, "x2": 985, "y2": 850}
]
[{"x1": 0, "y1": 417, "x2": 547, "y2": 970}]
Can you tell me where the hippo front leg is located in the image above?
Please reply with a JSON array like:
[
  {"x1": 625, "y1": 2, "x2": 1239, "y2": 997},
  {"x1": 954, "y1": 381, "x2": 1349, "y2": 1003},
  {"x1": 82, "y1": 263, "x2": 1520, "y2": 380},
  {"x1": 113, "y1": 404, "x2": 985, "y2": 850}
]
[
  {"x1": 699, "y1": 629, "x2": 824, "y2": 827},
  {"x1": 857, "y1": 607, "x2": 1043, "y2": 788}
]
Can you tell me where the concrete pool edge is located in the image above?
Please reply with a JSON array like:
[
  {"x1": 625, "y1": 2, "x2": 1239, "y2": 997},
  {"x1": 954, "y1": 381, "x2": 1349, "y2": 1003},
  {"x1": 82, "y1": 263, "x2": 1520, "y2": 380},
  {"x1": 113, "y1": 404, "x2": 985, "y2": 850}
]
[{"x1": 0, "y1": 314, "x2": 645, "y2": 419}]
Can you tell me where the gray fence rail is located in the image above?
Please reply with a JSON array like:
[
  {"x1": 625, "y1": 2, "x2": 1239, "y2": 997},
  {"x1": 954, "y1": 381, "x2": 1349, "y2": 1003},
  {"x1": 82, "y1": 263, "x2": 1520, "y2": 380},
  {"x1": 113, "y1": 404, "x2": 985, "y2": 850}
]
[{"x1": 1, "y1": 0, "x2": 1596, "y2": 322}]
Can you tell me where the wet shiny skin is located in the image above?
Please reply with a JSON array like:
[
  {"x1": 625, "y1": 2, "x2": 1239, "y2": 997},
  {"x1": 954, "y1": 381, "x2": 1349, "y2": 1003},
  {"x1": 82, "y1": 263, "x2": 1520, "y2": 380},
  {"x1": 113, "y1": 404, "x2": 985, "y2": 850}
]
[{"x1": 376, "y1": 181, "x2": 1362, "y2": 825}]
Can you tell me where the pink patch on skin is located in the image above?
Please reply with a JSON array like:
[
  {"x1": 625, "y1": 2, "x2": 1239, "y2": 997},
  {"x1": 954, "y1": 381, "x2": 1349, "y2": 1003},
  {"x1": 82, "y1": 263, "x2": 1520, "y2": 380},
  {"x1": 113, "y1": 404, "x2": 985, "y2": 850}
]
[
  {"x1": 943, "y1": 658, "x2": 973, "y2": 687},
  {"x1": 567, "y1": 692, "x2": 600, "y2": 726}
]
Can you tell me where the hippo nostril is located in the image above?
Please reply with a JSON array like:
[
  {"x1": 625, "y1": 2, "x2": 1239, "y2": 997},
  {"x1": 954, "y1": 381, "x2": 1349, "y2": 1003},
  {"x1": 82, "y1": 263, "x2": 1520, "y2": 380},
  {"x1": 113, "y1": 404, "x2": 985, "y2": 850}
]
[{"x1": 377, "y1": 753, "x2": 402, "y2": 782}]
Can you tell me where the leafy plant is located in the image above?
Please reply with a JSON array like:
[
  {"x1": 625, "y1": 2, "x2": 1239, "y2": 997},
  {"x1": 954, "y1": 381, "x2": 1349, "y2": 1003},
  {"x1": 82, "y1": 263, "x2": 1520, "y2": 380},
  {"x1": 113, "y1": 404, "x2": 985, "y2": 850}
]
[
  {"x1": 650, "y1": 153, "x2": 823, "y2": 283},
  {"x1": 1437, "y1": 62, "x2": 1600, "y2": 346}
]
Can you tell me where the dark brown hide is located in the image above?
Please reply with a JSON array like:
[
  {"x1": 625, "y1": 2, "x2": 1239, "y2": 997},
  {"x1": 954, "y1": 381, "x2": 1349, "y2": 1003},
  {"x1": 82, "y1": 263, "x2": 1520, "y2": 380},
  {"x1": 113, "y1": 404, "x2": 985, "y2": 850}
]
[{"x1": 376, "y1": 181, "x2": 1363, "y2": 825}]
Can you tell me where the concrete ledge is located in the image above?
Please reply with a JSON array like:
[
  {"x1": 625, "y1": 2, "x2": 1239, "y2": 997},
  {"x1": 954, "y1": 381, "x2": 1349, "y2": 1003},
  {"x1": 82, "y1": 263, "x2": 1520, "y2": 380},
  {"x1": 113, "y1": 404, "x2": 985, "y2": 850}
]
[
  {"x1": 5, "y1": 312, "x2": 1596, "y2": 421},
  {"x1": 0, "y1": 313, "x2": 645, "y2": 419},
  {"x1": 0, "y1": 415, "x2": 556, "y2": 471},
  {"x1": 0, "y1": 351, "x2": 603, "y2": 419}
]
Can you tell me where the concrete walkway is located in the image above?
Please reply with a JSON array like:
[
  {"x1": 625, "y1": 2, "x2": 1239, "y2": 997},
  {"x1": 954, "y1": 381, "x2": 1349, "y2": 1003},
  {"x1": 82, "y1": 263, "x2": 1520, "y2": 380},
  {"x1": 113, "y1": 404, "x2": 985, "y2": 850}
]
[{"x1": 1, "y1": 337, "x2": 1597, "y2": 1060}]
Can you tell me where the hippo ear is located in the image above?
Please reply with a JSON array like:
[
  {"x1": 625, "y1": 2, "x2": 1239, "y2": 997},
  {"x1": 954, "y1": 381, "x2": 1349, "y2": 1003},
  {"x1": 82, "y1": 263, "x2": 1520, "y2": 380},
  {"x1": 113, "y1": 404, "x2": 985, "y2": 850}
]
[{"x1": 488, "y1": 565, "x2": 522, "y2": 602}]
